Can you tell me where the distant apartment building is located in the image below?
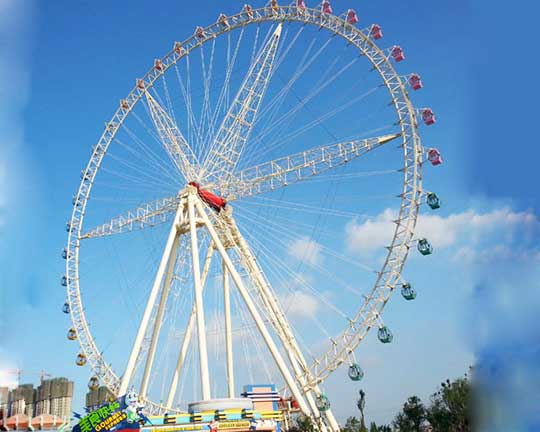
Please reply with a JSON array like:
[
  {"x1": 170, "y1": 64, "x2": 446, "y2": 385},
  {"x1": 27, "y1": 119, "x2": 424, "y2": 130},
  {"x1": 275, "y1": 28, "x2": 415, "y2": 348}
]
[
  {"x1": 9, "y1": 384, "x2": 35, "y2": 417},
  {"x1": 35, "y1": 378, "x2": 74, "y2": 421},
  {"x1": 0, "y1": 387, "x2": 9, "y2": 421},
  {"x1": 0, "y1": 377, "x2": 74, "y2": 430},
  {"x1": 85, "y1": 386, "x2": 115, "y2": 411}
]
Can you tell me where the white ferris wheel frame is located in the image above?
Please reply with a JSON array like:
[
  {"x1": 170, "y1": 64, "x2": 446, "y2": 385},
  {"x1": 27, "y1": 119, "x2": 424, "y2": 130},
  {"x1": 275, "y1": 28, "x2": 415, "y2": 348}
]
[{"x1": 64, "y1": 3, "x2": 423, "y2": 424}]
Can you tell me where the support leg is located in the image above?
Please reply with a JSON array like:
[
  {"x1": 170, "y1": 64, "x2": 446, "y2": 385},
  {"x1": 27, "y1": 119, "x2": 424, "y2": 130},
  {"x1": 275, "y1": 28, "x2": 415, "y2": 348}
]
[
  {"x1": 194, "y1": 199, "x2": 311, "y2": 415},
  {"x1": 223, "y1": 261, "x2": 235, "y2": 398},
  {"x1": 119, "y1": 203, "x2": 184, "y2": 395},
  {"x1": 188, "y1": 195, "x2": 211, "y2": 400},
  {"x1": 166, "y1": 245, "x2": 214, "y2": 408},
  {"x1": 140, "y1": 233, "x2": 180, "y2": 398}
]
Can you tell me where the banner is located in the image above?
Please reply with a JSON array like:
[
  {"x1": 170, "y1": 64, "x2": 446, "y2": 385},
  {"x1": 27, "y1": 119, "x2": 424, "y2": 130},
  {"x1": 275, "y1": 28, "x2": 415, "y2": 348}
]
[{"x1": 74, "y1": 391, "x2": 149, "y2": 432}]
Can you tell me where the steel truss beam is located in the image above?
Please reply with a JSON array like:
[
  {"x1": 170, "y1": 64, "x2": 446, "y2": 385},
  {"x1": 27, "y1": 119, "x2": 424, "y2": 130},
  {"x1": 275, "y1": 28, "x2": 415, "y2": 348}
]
[
  {"x1": 81, "y1": 134, "x2": 398, "y2": 239},
  {"x1": 202, "y1": 24, "x2": 282, "y2": 185},
  {"x1": 145, "y1": 92, "x2": 200, "y2": 182}
]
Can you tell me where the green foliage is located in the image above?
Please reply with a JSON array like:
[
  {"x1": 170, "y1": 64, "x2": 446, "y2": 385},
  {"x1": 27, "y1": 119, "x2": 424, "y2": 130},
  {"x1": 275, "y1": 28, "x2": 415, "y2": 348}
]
[
  {"x1": 368, "y1": 422, "x2": 391, "y2": 432},
  {"x1": 426, "y1": 377, "x2": 471, "y2": 432},
  {"x1": 390, "y1": 374, "x2": 471, "y2": 432},
  {"x1": 392, "y1": 395, "x2": 427, "y2": 432},
  {"x1": 341, "y1": 416, "x2": 362, "y2": 432},
  {"x1": 287, "y1": 415, "x2": 316, "y2": 432}
]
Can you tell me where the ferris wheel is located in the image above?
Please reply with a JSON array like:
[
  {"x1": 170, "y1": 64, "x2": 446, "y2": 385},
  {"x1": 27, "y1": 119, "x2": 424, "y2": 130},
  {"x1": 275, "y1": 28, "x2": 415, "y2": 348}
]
[{"x1": 62, "y1": 2, "x2": 442, "y2": 431}]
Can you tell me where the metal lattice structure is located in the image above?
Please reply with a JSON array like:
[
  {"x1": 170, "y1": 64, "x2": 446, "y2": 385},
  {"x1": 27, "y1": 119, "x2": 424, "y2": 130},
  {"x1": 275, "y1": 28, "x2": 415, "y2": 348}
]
[{"x1": 64, "y1": 4, "x2": 434, "y2": 431}]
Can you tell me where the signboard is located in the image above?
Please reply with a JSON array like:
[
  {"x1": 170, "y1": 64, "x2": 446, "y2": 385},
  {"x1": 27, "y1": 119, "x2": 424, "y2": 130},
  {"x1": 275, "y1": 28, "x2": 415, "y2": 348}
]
[{"x1": 74, "y1": 391, "x2": 148, "y2": 432}]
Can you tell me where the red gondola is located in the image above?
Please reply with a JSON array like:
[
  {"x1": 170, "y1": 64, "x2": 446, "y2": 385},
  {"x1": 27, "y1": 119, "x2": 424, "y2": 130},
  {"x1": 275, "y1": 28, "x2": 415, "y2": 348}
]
[
  {"x1": 189, "y1": 182, "x2": 227, "y2": 211},
  {"x1": 218, "y1": 14, "x2": 229, "y2": 28},
  {"x1": 391, "y1": 46, "x2": 405, "y2": 62},
  {"x1": 408, "y1": 73, "x2": 423, "y2": 90},
  {"x1": 296, "y1": 0, "x2": 306, "y2": 9},
  {"x1": 195, "y1": 26, "x2": 205, "y2": 39},
  {"x1": 174, "y1": 42, "x2": 185, "y2": 55},
  {"x1": 322, "y1": 0, "x2": 332, "y2": 14},
  {"x1": 427, "y1": 148, "x2": 443, "y2": 166},
  {"x1": 154, "y1": 59, "x2": 163, "y2": 71},
  {"x1": 370, "y1": 24, "x2": 383, "y2": 39},
  {"x1": 244, "y1": 4, "x2": 254, "y2": 18},
  {"x1": 422, "y1": 108, "x2": 436, "y2": 125},
  {"x1": 346, "y1": 9, "x2": 359, "y2": 24}
]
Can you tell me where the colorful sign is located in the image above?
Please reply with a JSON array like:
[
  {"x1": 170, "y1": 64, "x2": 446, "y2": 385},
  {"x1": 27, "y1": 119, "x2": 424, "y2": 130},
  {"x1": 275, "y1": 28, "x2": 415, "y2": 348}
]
[{"x1": 74, "y1": 391, "x2": 148, "y2": 432}]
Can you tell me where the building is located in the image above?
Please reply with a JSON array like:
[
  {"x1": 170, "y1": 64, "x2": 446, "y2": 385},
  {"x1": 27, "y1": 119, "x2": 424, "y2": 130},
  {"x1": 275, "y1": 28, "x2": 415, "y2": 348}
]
[
  {"x1": 85, "y1": 386, "x2": 115, "y2": 411},
  {"x1": 9, "y1": 384, "x2": 35, "y2": 417},
  {"x1": 0, "y1": 387, "x2": 9, "y2": 429},
  {"x1": 0, "y1": 377, "x2": 74, "y2": 430},
  {"x1": 36, "y1": 378, "x2": 74, "y2": 421}
]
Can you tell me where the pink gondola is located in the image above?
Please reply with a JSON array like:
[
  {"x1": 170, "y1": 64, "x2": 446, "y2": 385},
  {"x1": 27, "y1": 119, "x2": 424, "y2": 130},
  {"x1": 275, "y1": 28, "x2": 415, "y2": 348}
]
[
  {"x1": 391, "y1": 46, "x2": 405, "y2": 62},
  {"x1": 346, "y1": 9, "x2": 359, "y2": 24},
  {"x1": 218, "y1": 14, "x2": 229, "y2": 27},
  {"x1": 422, "y1": 108, "x2": 436, "y2": 125},
  {"x1": 427, "y1": 148, "x2": 443, "y2": 166},
  {"x1": 370, "y1": 24, "x2": 383, "y2": 39},
  {"x1": 244, "y1": 4, "x2": 254, "y2": 18},
  {"x1": 136, "y1": 79, "x2": 145, "y2": 90},
  {"x1": 297, "y1": 0, "x2": 306, "y2": 8},
  {"x1": 174, "y1": 42, "x2": 185, "y2": 55},
  {"x1": 408, "y1": 73, "x2": 423, "y2": 90},
  {"x1": 154, "y1": 59, "x2": 163, "y2": 71},
  {"x1": 195, "y1": 26, "x2": 205, "y2": 39},
  {"x1": 322, "y1": 0, "x2": 332, "y2": 14}
]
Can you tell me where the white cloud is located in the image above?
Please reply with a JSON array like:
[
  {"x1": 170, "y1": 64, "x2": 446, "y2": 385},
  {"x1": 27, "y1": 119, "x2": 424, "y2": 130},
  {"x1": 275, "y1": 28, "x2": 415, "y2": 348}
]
[
  {"x1": 281, "y1": 291, "x2": 320, "y2": 319},
  {"x1": 287, "y1": 236, "x2": 323, "y2": 266},
  {"x1": 345, "y1": 207, "x2": 540, "y2": 257},
  {"x1": 345, "y1": 208, "x2": 396, "y2": 253}
]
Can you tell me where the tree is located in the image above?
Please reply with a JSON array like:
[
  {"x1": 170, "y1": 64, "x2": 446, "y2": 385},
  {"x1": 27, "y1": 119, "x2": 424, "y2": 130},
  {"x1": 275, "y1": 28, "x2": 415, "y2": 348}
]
[
  {"x1": 288, "y1": 415, "x2": 315, "y2": 432},
  {"x1": 426, "y1": 377, "x2": 471, "y2": 432},
  {"x1": 392, "y1": 395, "x2": 426, "y2": 432},
  {"x1": 342, "y1": 416, "x2": 362, "y2": 432},
  {"x1": 369, "y1": 423, "x2": 391, "y2": 432}
]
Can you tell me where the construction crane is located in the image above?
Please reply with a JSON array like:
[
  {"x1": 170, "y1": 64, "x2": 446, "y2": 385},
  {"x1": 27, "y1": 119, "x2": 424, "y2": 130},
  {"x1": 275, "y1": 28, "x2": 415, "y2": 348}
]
[{"x1": 4, "y1": 369, "x2": 52, "y2": 384}]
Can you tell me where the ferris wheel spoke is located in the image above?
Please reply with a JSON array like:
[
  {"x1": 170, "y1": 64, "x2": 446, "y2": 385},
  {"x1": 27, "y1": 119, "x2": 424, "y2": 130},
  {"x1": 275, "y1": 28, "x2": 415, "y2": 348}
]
[
  {"x1": 245, "y1": 55, "x2": 360, "y2": 165},
  {"x1": 81, "y1": 195, "x2": 179, "y2": 239},
  {"x1": 221, "y1": 133, "x2": 400, "y2": 200},
  {"x1": 246, "y1": 86, "x2": 382, "y2": 167},
  {"x1": 201, "y1": 24, "x2": 283, "y2": 184},
  {"x1": 144, "y1": 91, "x2": 200, "y2": 182},
  {"x1": 204, "y1": 29, "x2": 246, "y2": 160}
]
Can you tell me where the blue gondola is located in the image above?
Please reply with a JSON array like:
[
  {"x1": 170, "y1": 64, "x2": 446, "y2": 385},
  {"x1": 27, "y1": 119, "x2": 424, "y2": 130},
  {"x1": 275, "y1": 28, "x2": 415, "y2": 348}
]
[
  {"x1": 427, "y1": 192, "x2": 441, "y2": 210},
  {"x1": 417, "y1": 238, "x2": 433, "y2": 255},
  {"x1": 401, "y1": 283, "x2": 417, "y2": 300},
  {"x1": 348, "y1": 363, "x2": 364, "y2": 381},
  {"x1": 316, "y1": 394, "x2": 330, "y2": 411},
  {"x1": 378, "y1": 326, "x2": 393, "y2": 344}
]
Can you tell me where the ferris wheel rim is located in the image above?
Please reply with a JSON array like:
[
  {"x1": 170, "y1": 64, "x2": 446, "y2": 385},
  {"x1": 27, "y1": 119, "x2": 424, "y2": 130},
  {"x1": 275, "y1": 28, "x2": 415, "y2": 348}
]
[{"x1": 64, "y1": 4, "x2": 423, "y2": 414}]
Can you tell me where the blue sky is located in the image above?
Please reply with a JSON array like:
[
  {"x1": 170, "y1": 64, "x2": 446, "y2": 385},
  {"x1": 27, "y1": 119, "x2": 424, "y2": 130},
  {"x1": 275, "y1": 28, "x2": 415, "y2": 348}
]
[{"x1": 1, "y1": 0, "x2": 539, "y2": 430}]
